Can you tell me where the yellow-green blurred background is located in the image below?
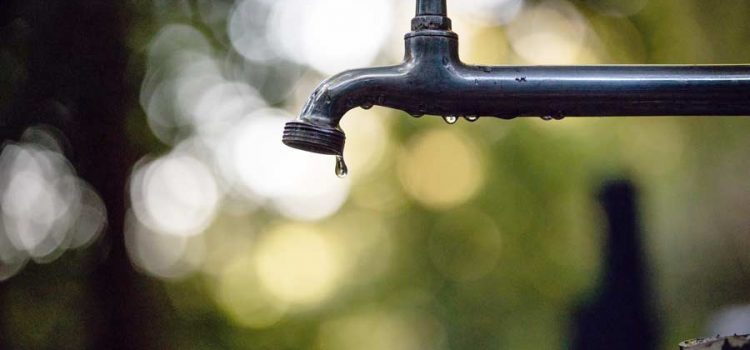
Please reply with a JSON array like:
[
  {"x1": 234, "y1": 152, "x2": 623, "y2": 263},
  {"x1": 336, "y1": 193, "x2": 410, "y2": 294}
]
[{"x1": 1, "y1": 0, "x2": 750, "y2": 349}]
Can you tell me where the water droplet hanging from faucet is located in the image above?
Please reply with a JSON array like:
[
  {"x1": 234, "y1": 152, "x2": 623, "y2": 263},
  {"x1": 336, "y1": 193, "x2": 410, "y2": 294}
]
[
  {"x1": 443, "y1": 115, "x2": 458, "y2": 124},
  {"x1": 335, "y1": 155, "x2": 349, "y2": 178},
  {"x1": 465, "y1": 115, "x2": 478, "y2": 122},
  {"x1": 541, "y1": 115, "x2": 553, "y2": 121},
  {"x1": 361, "y1": 101, "x2": 374, "y2": 110}
]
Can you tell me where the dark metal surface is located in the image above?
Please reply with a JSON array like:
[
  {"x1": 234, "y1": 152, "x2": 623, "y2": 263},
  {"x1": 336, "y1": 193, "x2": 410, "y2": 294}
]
[
  {"x1": 416, "y1": 0, "x2": 447, "y2": 16},
  {"x1": 282, "y1": 0, "x2": 750, "y2": 156}
]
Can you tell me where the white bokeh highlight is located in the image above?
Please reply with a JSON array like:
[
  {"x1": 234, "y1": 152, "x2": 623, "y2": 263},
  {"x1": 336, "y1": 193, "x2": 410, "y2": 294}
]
[
  {"x1": 0, "y1": 127, "x2": 107, "y2": 279},
  {"x1": 266, "y1": 0, "x2": 394, "y2": 75},
  {"x1": 215, "y1": 109, "x2": 350, "y2": 221},
  {"x1": 130, "y1": 152, "x2": 221, "y2": 237}
]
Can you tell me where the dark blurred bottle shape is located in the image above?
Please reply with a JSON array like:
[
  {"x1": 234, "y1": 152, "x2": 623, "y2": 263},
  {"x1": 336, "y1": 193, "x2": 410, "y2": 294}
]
[{"x1": 571, "y1": 180, "x2": 660, "y2": 350}]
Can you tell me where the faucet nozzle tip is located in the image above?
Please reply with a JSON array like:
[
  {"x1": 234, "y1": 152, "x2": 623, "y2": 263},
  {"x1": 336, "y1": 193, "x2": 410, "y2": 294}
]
[{"x1": 282, "y1": 121, "x2": 346, "y2": 156}]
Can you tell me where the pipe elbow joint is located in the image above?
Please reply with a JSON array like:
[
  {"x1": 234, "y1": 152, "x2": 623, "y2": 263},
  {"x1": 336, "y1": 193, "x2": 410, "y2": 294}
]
[{"x1": 283, "y1": 66, "x2": 407, "y2": 155}]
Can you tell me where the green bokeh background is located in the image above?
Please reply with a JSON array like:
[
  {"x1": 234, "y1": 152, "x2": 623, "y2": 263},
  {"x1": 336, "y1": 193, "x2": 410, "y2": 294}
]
[{"x1": 1, "y1": 0, "x2": 750, "y2": 349}]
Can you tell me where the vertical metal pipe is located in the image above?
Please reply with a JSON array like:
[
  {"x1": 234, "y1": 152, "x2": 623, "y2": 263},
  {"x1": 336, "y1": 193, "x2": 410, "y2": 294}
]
[{"x1": 416, "y1": 0, "x2": 447, "y2": 16}]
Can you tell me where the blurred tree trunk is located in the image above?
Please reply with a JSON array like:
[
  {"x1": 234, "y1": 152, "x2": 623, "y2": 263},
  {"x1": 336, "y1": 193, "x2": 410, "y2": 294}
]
[
  {"x1": 0, "y1": 1, "x2": 159, "y2": 349},
  {"x1": 43, "y1": 2, "x2": 157, "y2": 349}
]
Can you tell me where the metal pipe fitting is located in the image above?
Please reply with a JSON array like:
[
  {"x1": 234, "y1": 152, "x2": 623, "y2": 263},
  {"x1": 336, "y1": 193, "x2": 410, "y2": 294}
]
[
  {"x1": 416, "y1": 0, "x2": 447, "y2": 16},
  {"x1": 282, "y1": 0, "x2": 750, "y2": 164}
]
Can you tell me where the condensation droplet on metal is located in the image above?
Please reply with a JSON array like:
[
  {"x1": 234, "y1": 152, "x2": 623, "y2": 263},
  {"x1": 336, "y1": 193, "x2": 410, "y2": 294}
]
[
  {"x1": 443, "y1": 115, "x2": 458, "y2": 124},
  {"x1": 335, "y1": 155, "x2": 348, "y2": 178}
]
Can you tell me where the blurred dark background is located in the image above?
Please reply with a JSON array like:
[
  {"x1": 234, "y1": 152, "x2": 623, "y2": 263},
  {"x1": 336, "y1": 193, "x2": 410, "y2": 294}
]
[{"x1": 1, "y1": 0, "x2": 750, "y2": 349}]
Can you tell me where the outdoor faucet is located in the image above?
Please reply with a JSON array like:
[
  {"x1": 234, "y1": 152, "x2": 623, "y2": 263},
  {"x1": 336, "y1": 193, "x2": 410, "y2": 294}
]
[{"x1": 282, "y1": 0, "x2": 750, "y2": 175}]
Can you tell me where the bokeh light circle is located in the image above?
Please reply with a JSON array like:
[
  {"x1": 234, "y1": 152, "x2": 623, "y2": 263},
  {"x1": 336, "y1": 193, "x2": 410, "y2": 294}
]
[
  {"x1": 125, "y1": 211, "x2": 205, "y2": 280},
  {"x1": 215, "y1": 108, "x2": 350, "y2": 221},
  {"x1": 267, "y1": 0, "x2": 394, "y2": 75},
  {"x1": 0, "y1": 145, "x2": 81, "y2": 261},
  {"x1": 507, "y1": 1, "x2": 589, "y2": 64},
  {"x1": 398, "y1": 129, "x2": 485, "y2": 210},
  {"x1": 216, "y1": 255, "x2": 288, "y2": 328},
  {"x1": 255, "y1": 224, "x2": 340, "y2": 305},
  {"x1": 130, "y1": 153, "x2": 220, "y2": 237}
]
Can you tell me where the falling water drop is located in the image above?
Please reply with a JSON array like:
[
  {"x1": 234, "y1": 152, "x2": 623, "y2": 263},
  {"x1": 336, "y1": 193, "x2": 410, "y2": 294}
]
[
  {"x1": 335, "y1": 155, "x2": 348, "y2": 178},
  {"x1": 443, "y1": 115, "x2": 458, "y2": 124},
  {"x1": 465, "y1": 115, "x2": 479, "y2": 122},
  {"x1": 361, "y1": 102, "x2": 374, "y2": 110}
]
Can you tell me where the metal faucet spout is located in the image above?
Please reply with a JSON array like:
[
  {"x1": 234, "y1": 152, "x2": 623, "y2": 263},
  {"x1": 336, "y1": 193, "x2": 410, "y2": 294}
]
[
  {"x1": 283, "y1": 0, "x2": 750, "y2": 159},
  {"x1": 282, "y1": 64, "x2": 411, "y2": 156}
]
